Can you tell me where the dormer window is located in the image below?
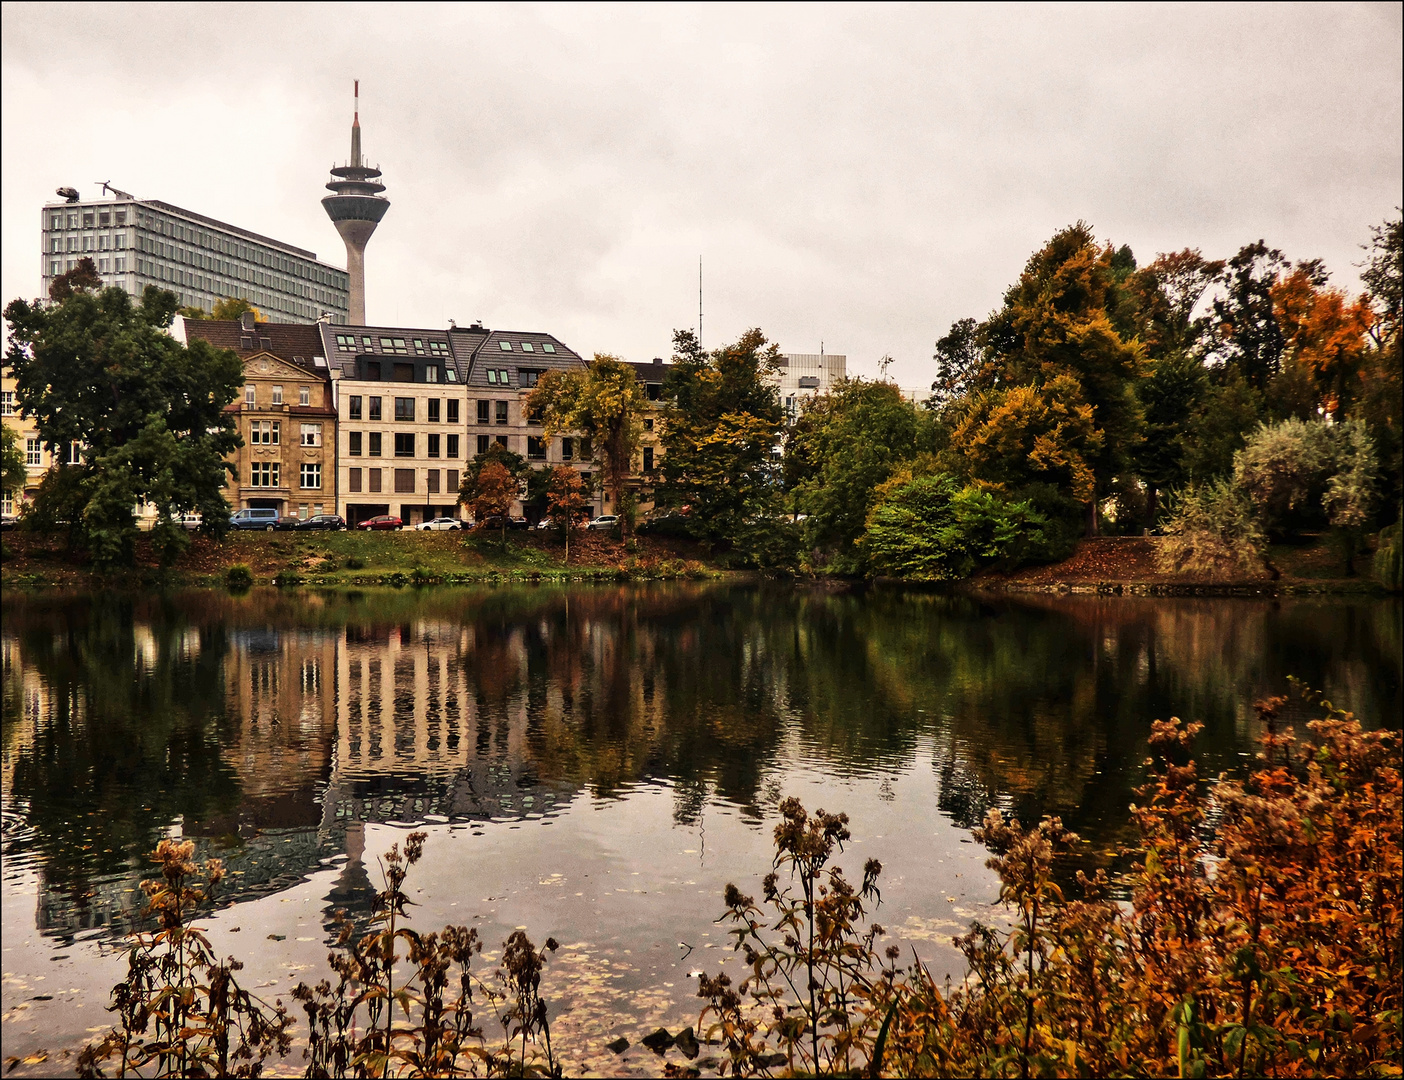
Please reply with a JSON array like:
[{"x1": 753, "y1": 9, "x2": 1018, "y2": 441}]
[{"x1": 335, "y1": 333, "x2": 357, "y2": 351}]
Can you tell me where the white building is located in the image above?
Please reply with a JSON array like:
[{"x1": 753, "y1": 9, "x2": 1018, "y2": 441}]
[{"x1": 775, "y1": 352, "x2": 846, "y2": 421}]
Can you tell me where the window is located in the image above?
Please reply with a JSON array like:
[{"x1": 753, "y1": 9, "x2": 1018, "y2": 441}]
[
  {"x1": 519, "y1": 369, "x2": 542, "y2": 387},
  {"x1": 446, "y1": 369, "x2": 457, "y2": 382},
  {"x1": 427, "y1": 433, "x2": 440, "y2": 458},
  {"x1": 486, "y1": 370, "x2": 497, "y2": 385},
  {"x1": 299, "y1": 386, "x2": 311, "y2": 406},
  {"x1": 369, "y1": 468, "x2": 383, "y2": 493},
  {"x1": 1, "y1": 391, "x2": 13, "y2": 416},
  {"x1": 393, "y1": 469, "x2": 415, "y2": 493},
  {"x1": 496, "y1": 435, "x2": 509, "y2": 449},
  {"x1": 476, "y1": 400, "x2": 490, "y2": 423},
  {"x1": 542, "y1": 343, "x2": 556, "y2": 354},
  {"x1": 250, "y1": 461, "x2": 280, "y2": 487},
  {"x1": 369, "y1": 396, "x2": 382, "y2": 420},
  {"x1": 562, "y1": 437, "x2": 574, "y2": 461},
  {"x1": 527, "y1": 436, "x2": 546, "y2": 461},
  {"x1": 425, "y1": 367, "x2": 438, "y2": 383},
  {"x1": 499, "y1": 341, "x2": 513, "y2": 351},
  {"x1": 394, "y1": 433, "x2": 415, "y2": 457},
  {"x1": 349, "y1": 467, "x2": 362, "y2": 493},
  {"x1": 412, "y1": 338, "x2": 426, "y2": 354},
  {"x1": 272, "y1": 385, "x2": 283, "y2": 405},
  {"x1": 446, "y1": 434, "x2": 459, "y2": 458},
  {"x1": 579, "y1": 437, "x2": 592, "y2": 459},
  {"x1": 646, "y1": 383, "x2": 662, "y2": 401},
  {"x1": 245, "y1": 385, "x2": 256, "y2": 406},
  {"x1": 115, "y1": 256, "x2": 126, "y2": 272},
  {"x1": 349, "y1": 395, "x2": 363, "y2": 419},
  {"x1": 427, "y1": 398, "x2": 440, "y2": 422},
  {"x1": 525, "y1": 404, "x2": 543, "y2": 426},
  {"x1": 335, "y1": 333, "x2": 356, "y2": 351},
  {"x1": 446, "y1": 399, "x2": 459, "y2": 423},
  {"x1": 1, "y1": 492, "x2": 10, "y2": 516},
  {"x1": 300, "y1": 463, "x2": 322, "y2": 489},
  {"x1": 447, "y1": 469, "x2": 459, "y2": 492},
  {"x1": 349, "y1": 431, "x2": 362, "y2": 456},
  {"x1": 393, "y1": 362, "x2": 414, "y2": 382},
  {"x1": 250, "y1": 420, "x2": 278, "y2": 445},
  {"x1": 379, "y1": 337, "x2": 408, "y2": 354},
  {"x1": 643, "y1": 447, "x2": 655, "y2": 472},
  {"x1": 26, "y1": 438, "x2": 42, "y2": 466},
  {"x1": 495, "y1": 400, "x2": 508, "y2": 425},
  {"x1": 361, "y1": 362, "x2": 381, "y2": 380},
  {"x1": 427, "y1": 469, "x2": 441, "y2": 494},
  {"x1": 644, "y1": 417, "x2": 654, "y2": 431},
  {"x1": 520, "y1": 342, "x2": 534, "y2": 353},
  {"x1": 394, "y1": 397, "x2": 415, "y2": 422},
  {"x1": 477, "y1": 435, "x2": 490, "y2": 455},
  {"x1": 369, "y1": 432, "x2": 382, "y2": 456},
  {"x1": 429, "y1": 341, "x2": 450, "y2": 356},
  {"x1": 300, "y1": 423, "x2": 322, "y2": 447},
  {"x1": 83, "y1": 211, "x2": 94, "y2": 227}
]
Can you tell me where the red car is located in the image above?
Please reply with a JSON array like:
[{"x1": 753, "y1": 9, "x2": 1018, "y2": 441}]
[{"x1": 355, "y1": 515, "x2": 403, "y2": 531}]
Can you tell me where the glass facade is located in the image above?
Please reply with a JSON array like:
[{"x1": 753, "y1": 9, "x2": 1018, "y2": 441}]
[{"x1": 40, "y1": 198, "x2": 350, "y2": 323}]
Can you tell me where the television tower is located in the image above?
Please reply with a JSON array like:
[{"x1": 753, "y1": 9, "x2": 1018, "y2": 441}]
[{"x1": 322, "y1": 81, "x2": 389, "y2": 325}]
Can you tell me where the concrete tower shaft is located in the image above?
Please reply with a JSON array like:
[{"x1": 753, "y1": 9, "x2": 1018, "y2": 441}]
[{"x1": 321, "y1": 81, "x2": 389, "y2": 324}]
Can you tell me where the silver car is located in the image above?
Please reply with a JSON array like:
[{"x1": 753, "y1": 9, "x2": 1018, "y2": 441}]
[
  {"x1": 586, "y1": 515, "x2": 619, "y2": 531},
  {"x1": 415, "y1": 517, "x2": 465, "y2": 531}
]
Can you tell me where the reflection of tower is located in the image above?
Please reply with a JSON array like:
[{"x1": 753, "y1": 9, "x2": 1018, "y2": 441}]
[{"x1": 322, "y1": 80, "x2": 389, "y2": 325}]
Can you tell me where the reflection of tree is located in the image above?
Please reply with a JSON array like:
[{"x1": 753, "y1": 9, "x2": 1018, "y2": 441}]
[
  {"x1": 2, "y1": 594, "x2": 244, "y2": 914},
  {"x1": 4, "y1": 585, "x2": 1399, "y2": 938}
]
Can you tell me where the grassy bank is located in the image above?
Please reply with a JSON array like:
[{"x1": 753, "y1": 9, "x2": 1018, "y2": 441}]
[{"x1": 0, "y1": 528, "x2": 716, "y2": 588}]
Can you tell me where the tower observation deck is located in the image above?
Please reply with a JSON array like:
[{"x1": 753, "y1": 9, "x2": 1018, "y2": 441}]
[{"x1": 322, "y1": 81, "x2": 389, "y2": 324}]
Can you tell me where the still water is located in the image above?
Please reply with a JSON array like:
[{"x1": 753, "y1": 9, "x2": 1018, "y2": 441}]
[{"x1": 2, "y1": 585, "x2": 1400, "y2": 1073}]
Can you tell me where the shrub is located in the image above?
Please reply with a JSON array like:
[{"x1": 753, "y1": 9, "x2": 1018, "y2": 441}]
[
  {"x1": 345, "y1": 556, "x2": 366, "y2": 570},
  {"x1": 77, "y1": 841, "x2": 292, "y2": 1077},
  {"x1": 1155, "y1": 478, "x2": 1265, "y2": 576},
  {"x1": 862, "y1": 474, "x2": 1051, "y2": 580},
  {"x1": 1233, "y1": 417, "x2": 1336, "y2": 534},
  {"x1": 1375, "y1": 510, "x2": 1403, "y2": 591},
  {"x1": 224, "y1": 563, "x2": 253, "y2": 589}
]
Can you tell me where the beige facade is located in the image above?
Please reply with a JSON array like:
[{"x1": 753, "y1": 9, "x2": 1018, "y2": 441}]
[
  {"x1": 231, "y1": 352, "x2": 337, "y2": 518},
  {"x1": 0, "y1": 371, "x2": 44, "y2": 517},
  {"x1": 335, "y1": 377, "x2": 470, "y2": 524}
]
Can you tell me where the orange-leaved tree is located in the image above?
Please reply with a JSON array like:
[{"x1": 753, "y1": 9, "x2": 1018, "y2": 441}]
[
  {"x1": 546, "y1": 465, "x2": 590, "y2": 562},
  {"x1": 471, "y1": 460, "x2": 517, "y2": 548}
]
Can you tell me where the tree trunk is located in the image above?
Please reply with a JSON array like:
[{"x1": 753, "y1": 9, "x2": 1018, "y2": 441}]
[
  {"x1": 1085, "y1": 485, "x2": 1099, "y2": 538},
  {"x1": 1145, "y1": 486, "x2": 1159, "y2": 533}
]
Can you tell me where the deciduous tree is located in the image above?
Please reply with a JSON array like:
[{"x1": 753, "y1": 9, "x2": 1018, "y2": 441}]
[
  {"x1": 546, "y1": 465, "x2": 590, "y2": 561},
  {"x1": 528, "y1": 354, "x2": 645, "y2": 537},
  {"x1": 4, "y1": 282, "x2": 242, "y2": 565}
]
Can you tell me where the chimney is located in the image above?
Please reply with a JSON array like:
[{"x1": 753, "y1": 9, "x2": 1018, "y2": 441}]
[{"x1": 240, "y1": 311, "x2": 256, "y2": 332}]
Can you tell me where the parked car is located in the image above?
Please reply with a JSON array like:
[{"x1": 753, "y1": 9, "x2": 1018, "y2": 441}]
[
  {"x1": 272, "y1": 515, "x2": 303, "y2": 531},
  {"x1": 533, "y1": 517, "x2": 554, "y2": 531},
  {"x1": 356, "y1": 515, "x2": 403, "y2": 531},
  {"x1": 416, "y1": 517, "x2": 465, "y2": 531},
  {"x1": 637, "y1": 510, "x2": 689, "y2": 537},
  {"x1": 297, "y1": 514, "x2": 346, "y2": 531},
  {"x1": 229, "y1": 508, "x2": 281, "y2": 531},
  {"x1": 476, "y1": 515, "x2": 529, "y2": 531},
  {"x1": 0, "y1": 514, "x2": 18, "y2": 531},
  {"x1": 586, "y1": 515, "x2": 620, "y2": 531}
]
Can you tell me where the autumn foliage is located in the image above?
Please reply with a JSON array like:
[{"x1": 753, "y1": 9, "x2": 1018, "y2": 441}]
[{"x1": 698, "y1": 694, "x2": 1402, "y2": 1077}]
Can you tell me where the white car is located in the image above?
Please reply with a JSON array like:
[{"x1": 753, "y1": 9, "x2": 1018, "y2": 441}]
[
  {"x1": 586, "y1": 515, "x2": 619, "y2": 531},
  {"x1": 416, "y1": 517, "x2": 464, "y2": 531}
]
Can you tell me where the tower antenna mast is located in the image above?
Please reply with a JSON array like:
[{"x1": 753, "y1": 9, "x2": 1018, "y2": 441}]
[{"x1": 698, "y1": 256, "x2": 703, "y2": 350}]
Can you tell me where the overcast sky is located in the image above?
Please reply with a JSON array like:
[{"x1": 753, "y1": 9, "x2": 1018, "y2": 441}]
[{"x1": 3, "y1": 3, "x2": 1400, "y2": 386}]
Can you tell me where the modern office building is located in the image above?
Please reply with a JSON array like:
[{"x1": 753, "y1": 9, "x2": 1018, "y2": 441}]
[
  {"x1": 39, "y1": 187, "x2": 350, "y2": 323},
  {"x1": 775, "y1": 351, "x2": 847, "y2": 420}
]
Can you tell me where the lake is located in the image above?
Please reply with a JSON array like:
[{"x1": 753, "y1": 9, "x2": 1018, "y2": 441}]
[{"x1": 2, "y1": 584, "x2": 1400, "y2": 1075}]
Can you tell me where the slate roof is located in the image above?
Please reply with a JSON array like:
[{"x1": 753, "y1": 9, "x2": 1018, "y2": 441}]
[
  {"x1": 184, "y1": 319, "x2": 328, "y2": 374},
  {"x1": 623, "y1": 359, "x2": 669, "y2": 383},
  {"x1": 462, "y1": 328, "x2": 585, "y2": 388},
  {"x1": 316, "y1": 323, "x2": 466, "y2": 382}
]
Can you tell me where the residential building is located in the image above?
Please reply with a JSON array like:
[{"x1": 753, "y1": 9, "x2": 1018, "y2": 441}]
[
  {"x1": 775, "y1": 351, "x2": 847, "y2": 421},
  {"x1": 317, "y1": 320, "x2": 593, "y2": 523},
  {"x1": 622, "y1": 357, "x2": 670, "y2": 515},
  {"x1": 0, "y1": 376, "x2": 46, "y2": 517},
  {"x1": 40, "y1": 188, "x2": 349, "y2": 323},
  {"x1": 182, "y1": 314, "x2": 336, "y2": 519}
]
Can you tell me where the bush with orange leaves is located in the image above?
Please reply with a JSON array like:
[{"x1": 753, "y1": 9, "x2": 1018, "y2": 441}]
[{"x1": 701, "y1": 694, "x2": 1401, "y2": 1077}]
